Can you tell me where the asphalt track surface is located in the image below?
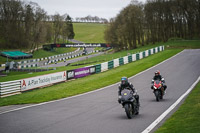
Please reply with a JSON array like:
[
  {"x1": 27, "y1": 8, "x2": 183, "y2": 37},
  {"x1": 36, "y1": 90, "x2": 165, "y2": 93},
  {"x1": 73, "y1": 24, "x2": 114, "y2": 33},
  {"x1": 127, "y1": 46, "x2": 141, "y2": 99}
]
[{"x1": 0, "y1": 49, "x2": 200, "y2": 133}]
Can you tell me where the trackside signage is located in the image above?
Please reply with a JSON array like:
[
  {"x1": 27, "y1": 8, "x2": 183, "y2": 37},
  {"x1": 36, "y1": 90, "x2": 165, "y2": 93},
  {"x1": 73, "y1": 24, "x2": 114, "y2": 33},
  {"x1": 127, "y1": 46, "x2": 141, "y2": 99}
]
[
  {"x1": 21, "y1": 71, "x2": 66, "y2": 91},
  {"x1": 67, "y1": 66, "x2": 96, "y2": 80}
]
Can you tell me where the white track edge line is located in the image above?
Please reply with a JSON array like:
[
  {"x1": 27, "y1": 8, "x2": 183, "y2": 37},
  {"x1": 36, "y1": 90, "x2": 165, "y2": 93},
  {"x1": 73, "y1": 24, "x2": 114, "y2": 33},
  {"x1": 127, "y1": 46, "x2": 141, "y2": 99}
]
[
  {"x1": 141, "y1": 76, "x2": 200, "y2": 133},
  {"x1": 0, "y1": 50, "x2": 185, "y2": 115}
]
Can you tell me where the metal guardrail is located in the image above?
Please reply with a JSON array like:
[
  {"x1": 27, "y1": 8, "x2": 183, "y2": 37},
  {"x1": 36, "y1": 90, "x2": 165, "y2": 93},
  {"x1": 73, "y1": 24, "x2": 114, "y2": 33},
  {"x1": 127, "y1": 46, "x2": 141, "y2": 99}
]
[{"x1": 0, "y1": 80, "x2": 21, "y2": 97}]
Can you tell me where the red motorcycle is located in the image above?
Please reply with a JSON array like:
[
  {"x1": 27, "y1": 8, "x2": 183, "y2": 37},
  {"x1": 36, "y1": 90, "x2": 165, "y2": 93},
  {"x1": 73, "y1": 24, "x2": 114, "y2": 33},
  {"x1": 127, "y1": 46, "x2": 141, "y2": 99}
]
[{"x1": 152, "y1": 80, "x2": 164, "y2": 101}]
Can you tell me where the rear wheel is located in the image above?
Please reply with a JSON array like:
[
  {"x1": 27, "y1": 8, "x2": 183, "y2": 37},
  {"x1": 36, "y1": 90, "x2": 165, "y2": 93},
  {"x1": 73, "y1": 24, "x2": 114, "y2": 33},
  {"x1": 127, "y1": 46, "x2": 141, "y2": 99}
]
[{"x1": 124, "y1": 104, "x2": 133, "y2": 119}]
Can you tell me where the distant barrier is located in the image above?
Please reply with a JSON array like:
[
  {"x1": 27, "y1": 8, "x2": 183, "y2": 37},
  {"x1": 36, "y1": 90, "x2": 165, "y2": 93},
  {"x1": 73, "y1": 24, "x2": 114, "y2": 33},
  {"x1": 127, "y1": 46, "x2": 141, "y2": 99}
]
[
  {"x1": 0, "y1": 46, "x2": 164, "y2": 97},
  {"x1": 0, "y1": 48, "x2": 80, "y2": 68},
  {"x1": 0, "y1": 49, "x2": 101, "y2": 69}
]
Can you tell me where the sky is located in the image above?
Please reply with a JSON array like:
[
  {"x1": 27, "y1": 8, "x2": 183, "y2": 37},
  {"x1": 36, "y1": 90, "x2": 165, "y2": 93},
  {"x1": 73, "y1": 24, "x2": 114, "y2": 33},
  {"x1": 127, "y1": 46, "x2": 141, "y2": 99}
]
[{"x1": 28, "y1": 0, "x2": 146, "y2": 20}]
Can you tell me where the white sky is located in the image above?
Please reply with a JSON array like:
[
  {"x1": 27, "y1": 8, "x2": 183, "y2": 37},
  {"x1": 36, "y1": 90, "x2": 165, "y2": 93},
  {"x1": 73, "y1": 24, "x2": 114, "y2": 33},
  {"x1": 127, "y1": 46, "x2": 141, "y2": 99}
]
[{"x1": 28, "y1": 0, "x2": 146, "y2": 20}]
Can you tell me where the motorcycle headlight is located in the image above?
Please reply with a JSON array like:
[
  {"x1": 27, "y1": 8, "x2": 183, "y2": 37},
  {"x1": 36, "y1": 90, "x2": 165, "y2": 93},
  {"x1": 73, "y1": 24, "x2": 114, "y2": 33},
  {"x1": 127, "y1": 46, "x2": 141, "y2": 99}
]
[{"x1": 154, "y1": 86, "x2": 157, "y2": 89}]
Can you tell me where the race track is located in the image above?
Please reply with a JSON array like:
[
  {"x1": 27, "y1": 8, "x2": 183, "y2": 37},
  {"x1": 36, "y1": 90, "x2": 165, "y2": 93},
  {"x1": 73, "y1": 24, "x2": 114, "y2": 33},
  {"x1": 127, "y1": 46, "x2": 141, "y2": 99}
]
[
  {"x1": 0, "y1": 49, "x2": 200, "y2": 133},
  {"x1": 41, "y1": 48, "x2": 103, "y2": 68}
]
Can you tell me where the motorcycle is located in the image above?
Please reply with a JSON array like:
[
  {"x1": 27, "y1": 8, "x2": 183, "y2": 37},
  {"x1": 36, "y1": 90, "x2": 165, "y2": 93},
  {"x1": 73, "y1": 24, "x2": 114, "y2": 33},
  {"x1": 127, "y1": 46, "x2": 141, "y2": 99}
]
[
  {"x1": 119, "y1": 87, "x2": 139, "y2": 119},
  {"x1": 152, "y1": 80, "x2": 165, "y2": 101}
]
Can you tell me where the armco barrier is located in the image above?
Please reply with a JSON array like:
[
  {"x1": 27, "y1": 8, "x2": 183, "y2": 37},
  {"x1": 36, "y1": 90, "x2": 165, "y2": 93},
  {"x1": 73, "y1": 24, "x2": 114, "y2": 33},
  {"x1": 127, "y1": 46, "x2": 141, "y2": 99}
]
[
  {"x1": 101, "y1": 62, "x2": 108, "y2": 72},
  {"x1": 0, "y1": 46, "x2": 164, "y2": 97},
  {"x1": 114, "y1": 58, "x2": 119, "y2": 67},
  {"x1": 128, "y1": 55, "x2": 132, "y2": 63},
  {"x1": 132, "y1": 54, "x2": 136, "y2": 61},
  {"x1": 136, "y1": 53, "x2": 139, "y2": 60},
  {"x1": 145, "y1": 50, "x2": 149, "y2": 57},
  {"x1": 119, "y1": 58, "x2": 124, "y2": 65},
  {"x1": 95, "y1": 64, "x2": 101, "y2": 73},
  {"x1": 153, "y1": 48, "x2": 155, "y2": 54},
  {"x1": 155, "y1": 48, "x2": 158, "y2": 53},
  {"x1": 143, "y1": 51, "x2": 146, "y2": 58},
  {"x1": 108, "y1": 61, "x2": 114, "y2": 69},
  {"x1": 123, "y1": 56, "x2": 128, "y2": 64},
  {"x1": 0, "y1": 80, "x2": 21, "y2": 97},
  {"x1": 148, "y1": 49, "x2": 151, "y2": 56},
  {"x1": 140, "y1": 52, "x2": 143, "y2": 59}
]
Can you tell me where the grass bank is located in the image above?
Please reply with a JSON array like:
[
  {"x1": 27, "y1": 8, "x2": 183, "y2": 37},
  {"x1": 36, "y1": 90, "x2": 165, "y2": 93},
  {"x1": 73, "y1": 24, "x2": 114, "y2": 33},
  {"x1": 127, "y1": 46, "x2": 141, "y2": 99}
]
[
  {"x1": 73, "y1": 23, "x2": 106, "y2": 43},
  {"x1": 0, "y1": 49, "x2": 181, "y2": 106},
  {"x1": 155, "y1": 81, "x2": 200, "y2": 133}
]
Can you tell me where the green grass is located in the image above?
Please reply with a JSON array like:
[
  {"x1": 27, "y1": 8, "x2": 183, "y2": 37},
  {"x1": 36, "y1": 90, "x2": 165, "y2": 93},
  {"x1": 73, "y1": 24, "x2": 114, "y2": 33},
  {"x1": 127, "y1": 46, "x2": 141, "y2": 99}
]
[
  {"x1": 165, "y1": 39, "x2": 200, "y2": 49},
  {"x1": 73, "y1": 23, "x2": 106, "y2": 43},
  {"x1": 155, "y1": 81, "x2": 200, "y2": 133},
  {"x1": 1, "y1": 71, "x2": 28, "y2": 76},
  {"x1": 32, "y1": 47, "x2": 76, "y2": 58},
  {"x1": 0, "y1": 49, "x2": 181, "y2": 106}
]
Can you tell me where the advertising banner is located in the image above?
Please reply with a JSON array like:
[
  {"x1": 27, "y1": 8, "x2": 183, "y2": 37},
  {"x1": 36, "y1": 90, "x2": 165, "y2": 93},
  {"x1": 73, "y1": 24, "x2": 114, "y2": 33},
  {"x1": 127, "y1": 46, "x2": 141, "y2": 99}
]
[
  {"x1": 74, "y1": 67, "x2": 90, "y2": 78},
  {"x1": 43, "y1": 43, "x2": 112, "y2": 49},
  {"x1": 67, "y1": 66, "x2": 96, "y2": 79},
  {"x1": 21, "y1": 71, "x2": 66, "y2": 91}
]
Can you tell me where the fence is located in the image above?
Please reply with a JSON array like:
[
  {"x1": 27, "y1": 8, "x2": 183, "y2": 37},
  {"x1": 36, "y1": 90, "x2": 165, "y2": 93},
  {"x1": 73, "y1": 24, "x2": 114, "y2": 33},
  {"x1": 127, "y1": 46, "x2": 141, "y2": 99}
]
[{"x1": 0, "y1": 46, "x2": 164, "y2": 97}]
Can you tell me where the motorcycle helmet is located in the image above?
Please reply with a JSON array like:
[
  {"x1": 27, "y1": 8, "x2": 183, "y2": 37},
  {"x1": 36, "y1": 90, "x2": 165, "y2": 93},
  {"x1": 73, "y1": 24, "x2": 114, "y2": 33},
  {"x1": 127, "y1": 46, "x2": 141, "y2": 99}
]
[
  {"x1": 155, "y1": 70, "x2": 160, "y2": 76},
  {"x1": 121, "y1": 77, "x2": 128, "y2": 85}
]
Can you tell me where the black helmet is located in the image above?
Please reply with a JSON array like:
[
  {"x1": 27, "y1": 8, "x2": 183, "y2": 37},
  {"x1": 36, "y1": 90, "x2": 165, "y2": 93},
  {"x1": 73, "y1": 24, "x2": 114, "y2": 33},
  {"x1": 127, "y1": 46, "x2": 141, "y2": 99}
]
[{"x1": 121, "y1": 77, "x2": 128, "y2": 85}]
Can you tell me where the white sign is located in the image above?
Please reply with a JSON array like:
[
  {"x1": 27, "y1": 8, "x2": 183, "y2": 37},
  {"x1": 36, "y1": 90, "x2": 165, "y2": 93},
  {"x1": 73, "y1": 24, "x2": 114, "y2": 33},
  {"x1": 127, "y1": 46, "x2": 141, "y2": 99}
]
[{"x1": 21, "y1": 71, "x2": 66, "y2": 91}]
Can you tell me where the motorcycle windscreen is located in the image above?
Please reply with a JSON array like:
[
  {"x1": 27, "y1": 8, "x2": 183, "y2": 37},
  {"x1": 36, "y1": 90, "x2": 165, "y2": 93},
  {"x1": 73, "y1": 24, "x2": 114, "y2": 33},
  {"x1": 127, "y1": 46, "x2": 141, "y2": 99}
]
[{"x1": 121, "y1": 89, "x2": 133, "y2": 101}]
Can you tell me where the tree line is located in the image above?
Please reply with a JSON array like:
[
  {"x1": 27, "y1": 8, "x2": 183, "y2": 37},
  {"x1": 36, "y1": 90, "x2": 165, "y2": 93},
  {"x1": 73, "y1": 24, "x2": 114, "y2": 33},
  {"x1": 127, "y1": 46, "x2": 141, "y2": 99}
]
[
  {"x1": 105, "y1": 0, "x2": 200, "y2": 50},
  {"x1": 75, "y1": 15, "x2": 108, "y2": 23},
  {"x1": 0, "y1": 0, "x2": 75, "y2": 51}
]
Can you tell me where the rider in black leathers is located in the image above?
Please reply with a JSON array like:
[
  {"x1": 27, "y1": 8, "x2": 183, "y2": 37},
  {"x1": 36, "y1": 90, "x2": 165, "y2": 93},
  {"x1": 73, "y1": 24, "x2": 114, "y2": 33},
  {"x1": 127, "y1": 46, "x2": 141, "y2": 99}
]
[
  {"x1": 151, "y1": 70, "x2": 167, "y2": 91},
  {"x1": 118, "y1": 77, "x2": 140, "y2": 105}
]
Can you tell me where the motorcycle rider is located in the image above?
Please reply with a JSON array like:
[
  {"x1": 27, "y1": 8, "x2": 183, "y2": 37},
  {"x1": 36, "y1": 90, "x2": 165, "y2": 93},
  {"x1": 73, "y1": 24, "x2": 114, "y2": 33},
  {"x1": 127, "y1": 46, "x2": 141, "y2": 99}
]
[
  {"x1": 151, "y1": 70, "x2": 167, "y2": 92},
  {"x1": 118, "y1": 77, "x2": 140, "y2": 106}
]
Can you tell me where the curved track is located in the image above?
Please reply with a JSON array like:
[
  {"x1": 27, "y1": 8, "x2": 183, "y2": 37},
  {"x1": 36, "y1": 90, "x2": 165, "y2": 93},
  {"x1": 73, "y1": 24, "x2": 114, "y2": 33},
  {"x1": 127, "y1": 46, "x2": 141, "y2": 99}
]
[
  {"x1": 0, "y1": 49, "x2": 200, "y2": 133},
  {"x1": 41, "y1": 48, "x2": 103, "y2": 68}
]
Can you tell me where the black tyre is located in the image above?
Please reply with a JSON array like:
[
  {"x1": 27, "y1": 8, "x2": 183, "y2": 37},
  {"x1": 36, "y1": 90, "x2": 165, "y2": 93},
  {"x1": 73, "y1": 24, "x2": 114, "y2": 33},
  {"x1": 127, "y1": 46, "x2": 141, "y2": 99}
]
[
  {"x1": 155, "y1": 90, "x2": 160, "y2": 102},
  {"x1": 124, "y1": 104, "x2": 133, "y2": 119},
  {"x1": 135, "y1": 104, "x2": 139, "y2": 115}
]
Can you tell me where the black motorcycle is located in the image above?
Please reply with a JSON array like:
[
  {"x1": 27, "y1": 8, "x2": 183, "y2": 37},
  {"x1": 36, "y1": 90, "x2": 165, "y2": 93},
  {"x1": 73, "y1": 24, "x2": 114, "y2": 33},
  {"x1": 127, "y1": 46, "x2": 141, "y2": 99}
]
[{"x1": 119, "y1": 88, "x2": 139, "y2": 119}]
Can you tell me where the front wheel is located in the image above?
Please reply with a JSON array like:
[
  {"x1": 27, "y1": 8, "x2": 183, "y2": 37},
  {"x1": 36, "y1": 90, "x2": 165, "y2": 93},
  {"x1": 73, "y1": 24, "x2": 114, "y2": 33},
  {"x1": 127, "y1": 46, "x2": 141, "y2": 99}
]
[
  {"x1": 135, "y1": 103, "x2": 139, "y2": 115},
  {"x1": 155, "y1": 90, "x2": 160, "y2": 102},
  {"x1": 124, "y1": 104, "x2": 133, "y2": 119}
]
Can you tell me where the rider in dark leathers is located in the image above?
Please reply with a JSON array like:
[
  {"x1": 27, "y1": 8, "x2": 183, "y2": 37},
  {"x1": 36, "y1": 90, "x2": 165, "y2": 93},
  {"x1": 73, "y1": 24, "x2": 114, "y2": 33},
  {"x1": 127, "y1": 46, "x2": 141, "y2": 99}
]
[
  {"x1": 151, "y1": 70, "x2": 167, "y2": 91},
  {"x1": 118, "y1": 77, "x2": 140, "y2": 105}
]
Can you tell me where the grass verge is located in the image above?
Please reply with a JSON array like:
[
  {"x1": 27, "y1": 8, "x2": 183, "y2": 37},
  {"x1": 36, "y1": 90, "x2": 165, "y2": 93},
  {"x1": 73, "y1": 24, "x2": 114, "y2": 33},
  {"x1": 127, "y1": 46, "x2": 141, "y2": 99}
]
[
  {"x1": 73, "y1": 23, "x2": 106, "y2": 43},
  {"x1": 0, "y1": 49, "x2": 181, "y2": 106},
  {"x1": 155, "y1": 81, "x2": 200, "y2": 133}
]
